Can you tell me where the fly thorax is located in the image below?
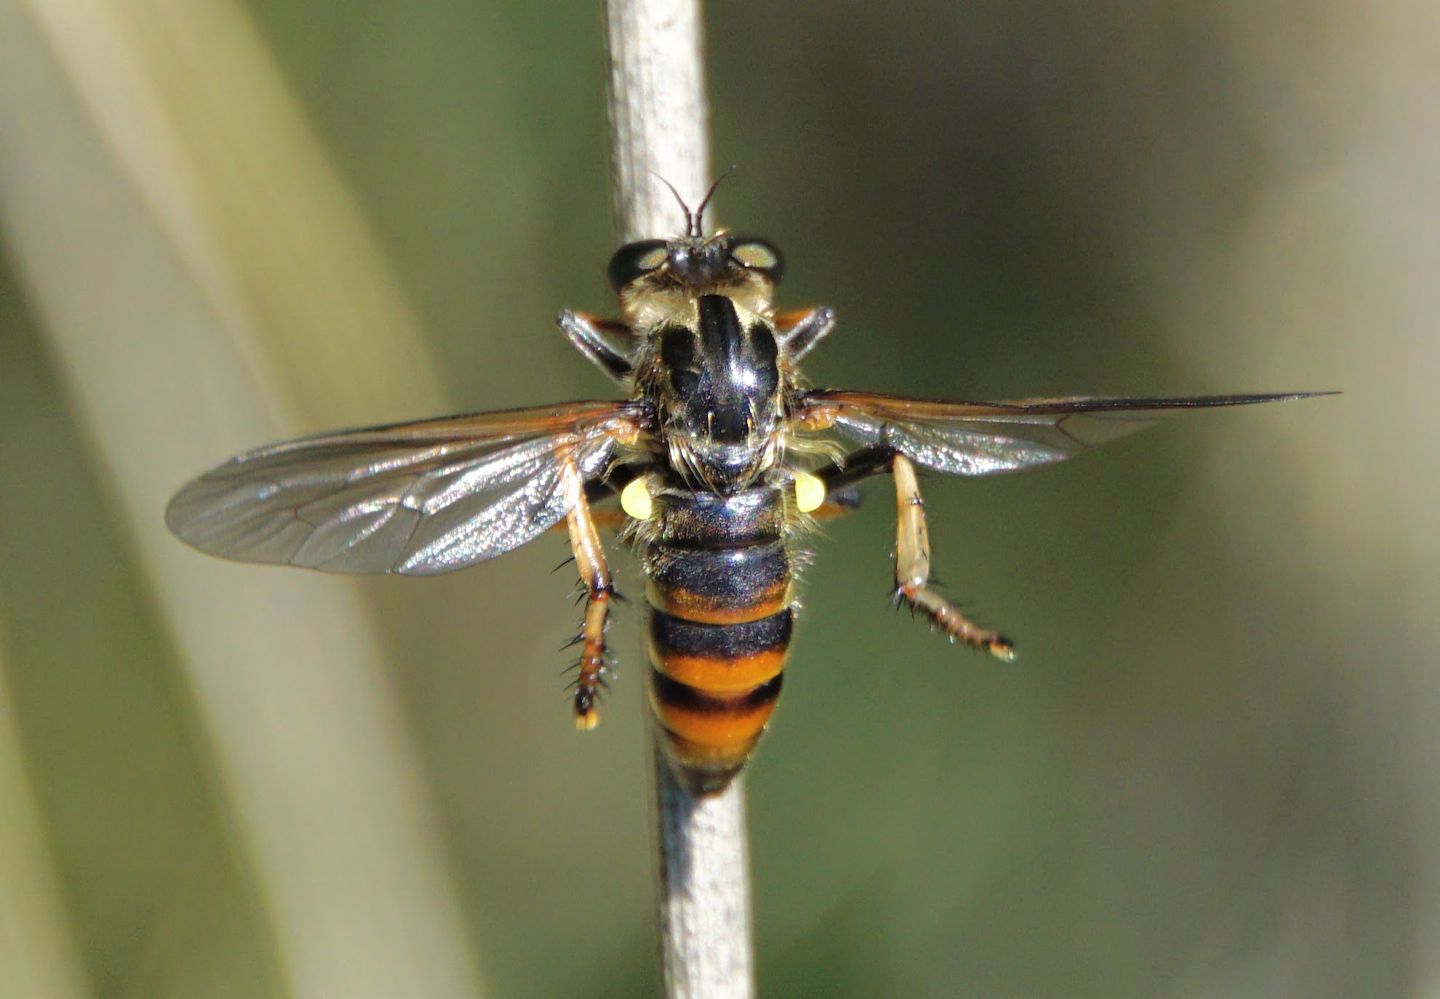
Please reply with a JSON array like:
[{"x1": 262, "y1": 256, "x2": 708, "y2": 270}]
[{"x1": 654, "y1": 294, "x2": 784, "y2": 492}]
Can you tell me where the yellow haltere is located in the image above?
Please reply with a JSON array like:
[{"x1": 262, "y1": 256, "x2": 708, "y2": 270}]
[
  {"x1": 792, "y1": 471, "x2": 825, "y2": 513},
  {"x1": 621, "y1": 476, "x2": 653, "y2": 520}
]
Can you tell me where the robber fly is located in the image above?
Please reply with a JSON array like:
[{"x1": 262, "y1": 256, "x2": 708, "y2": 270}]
[{"x1": 166, "y1": 184, "x2": 1328, "y2": 793}]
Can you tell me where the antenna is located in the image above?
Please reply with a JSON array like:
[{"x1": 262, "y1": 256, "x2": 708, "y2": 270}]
[
  {"x1": 651, "y1": 173, "x2": 695, "y2": 237},
  {"x1": 692, "y1": 166, "x2": 736, "y2": 236},
  {"x1": 650, "y1": 167, "x2": 738, "y2": 237}
]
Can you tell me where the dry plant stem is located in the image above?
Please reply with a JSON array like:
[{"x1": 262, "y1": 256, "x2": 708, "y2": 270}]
[
  {"x1": 604, "y1": 0, "x2": 712, "y2": 245},
  {"x1": 603, "y1": 2, "x2": 756, "y2": 997}
]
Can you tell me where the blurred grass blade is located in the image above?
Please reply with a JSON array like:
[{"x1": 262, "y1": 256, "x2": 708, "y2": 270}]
[
  {"x1": 0, "y1": 636, "x2": 91, "y2": 999},
  {"x1": 0, "y1": 2, "x2": 482, "y2": 997},
  {"x1": 16, "y1": 0, "x2": 448, "y2": 427}
]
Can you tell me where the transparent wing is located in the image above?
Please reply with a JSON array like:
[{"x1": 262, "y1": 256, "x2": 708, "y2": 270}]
[
  {"x1": 166, "y1": 401, "x2": 647, "y2": 575},
  {"x1": 800, "y1": 390, "x2": 1332, "y2": 477}
]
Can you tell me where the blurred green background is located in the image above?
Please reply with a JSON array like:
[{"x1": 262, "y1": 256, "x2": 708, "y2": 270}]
[{"x1": 0, "y1": 1, "x2": 1433, "y2": 996}]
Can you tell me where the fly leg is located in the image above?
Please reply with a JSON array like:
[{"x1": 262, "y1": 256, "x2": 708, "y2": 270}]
[
  {"x1": 891, "y1": 453, "x2": 1015, "y2": 660},
  {"x1": 549, "y1": 464, "x2": 644, "y2": 533},
  {"x1": 562, "y1": 461, "x2": 617, "y2": 729},
  {"x1": 558, "y1": 310, "x2": 637, "y2": 384},
  {"x1": 774, "y1": 306, "x2": 835, "y2": 361}
]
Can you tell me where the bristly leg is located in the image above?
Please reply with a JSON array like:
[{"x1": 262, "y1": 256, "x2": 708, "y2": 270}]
[
  {"x1": 562, "y1": 461, "x2": 617, "y2": 729},
  {"x1": 891, "y1": 453, "x2": 1016, "y2": 661},
  {"x1": 773, "y1": 305, "x2": 836, "y2": 361}
]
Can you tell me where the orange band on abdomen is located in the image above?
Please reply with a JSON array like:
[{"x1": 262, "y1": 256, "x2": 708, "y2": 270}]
[
  {"x1": 648, "y1": 670, "x2": 782, "y2": 750},
  {"x1": 651, "y1": 644, "x2": 787, "y2": 693}
]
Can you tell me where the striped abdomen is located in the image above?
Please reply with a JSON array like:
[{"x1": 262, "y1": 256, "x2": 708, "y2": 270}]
[{"x1": 643, "y1": 484, "x2": 793, "y2": 793}]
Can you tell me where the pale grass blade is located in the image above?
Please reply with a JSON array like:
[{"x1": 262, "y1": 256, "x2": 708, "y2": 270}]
[
  {"x1": 0, "y1": 2, "x2": 483, "y2": 996},
  {"x1": 0, "y1": 634, "x2": 91, "y2": 999}
]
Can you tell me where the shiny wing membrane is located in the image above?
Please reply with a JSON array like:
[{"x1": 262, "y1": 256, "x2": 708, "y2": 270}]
[
  {"x1": 801, "y1": 390, "x2": 1331, "y2": 477},
  {"x1": 166, "y1": 401, "x2": 646, "y2": 575}
]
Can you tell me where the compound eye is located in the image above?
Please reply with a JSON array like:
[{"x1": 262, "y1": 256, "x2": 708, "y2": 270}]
[
  {"x1": 728, "y1": 237, "x2": 784, "y2": 284},
  {"x1": 606, "y1": 239, "x2": 670, "y2": 292}
]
